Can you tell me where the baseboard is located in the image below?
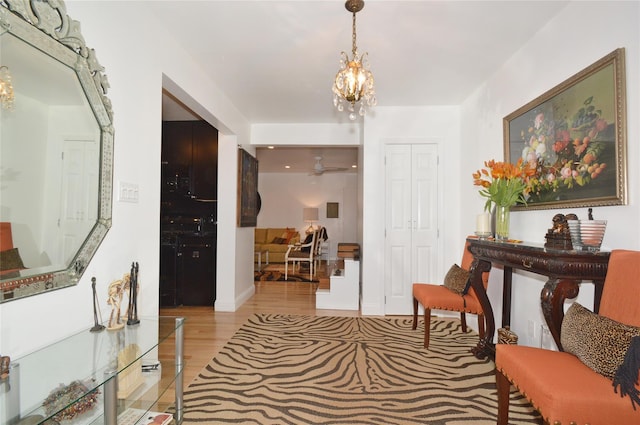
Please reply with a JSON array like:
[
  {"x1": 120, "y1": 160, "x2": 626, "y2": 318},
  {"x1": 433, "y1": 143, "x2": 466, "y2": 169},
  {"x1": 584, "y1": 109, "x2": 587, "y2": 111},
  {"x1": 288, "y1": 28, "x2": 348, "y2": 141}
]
[{"x1": 214, "y1": 284, "x2": 255, "y2": 312}]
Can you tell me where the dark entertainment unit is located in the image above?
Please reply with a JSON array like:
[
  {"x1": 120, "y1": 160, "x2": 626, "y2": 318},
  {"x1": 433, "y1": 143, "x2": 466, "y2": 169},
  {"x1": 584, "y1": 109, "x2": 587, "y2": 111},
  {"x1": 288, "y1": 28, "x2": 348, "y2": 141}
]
[{"x1": 160, "y1": 120, "x2": 218, "y2": 307}]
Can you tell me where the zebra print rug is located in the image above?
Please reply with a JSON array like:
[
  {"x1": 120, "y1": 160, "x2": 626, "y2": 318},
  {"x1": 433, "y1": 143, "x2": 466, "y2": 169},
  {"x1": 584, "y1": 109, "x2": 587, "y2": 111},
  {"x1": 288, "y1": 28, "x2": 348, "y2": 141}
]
[{"x1": 181, "y1": 314, "x2": 541, "y2": 424}]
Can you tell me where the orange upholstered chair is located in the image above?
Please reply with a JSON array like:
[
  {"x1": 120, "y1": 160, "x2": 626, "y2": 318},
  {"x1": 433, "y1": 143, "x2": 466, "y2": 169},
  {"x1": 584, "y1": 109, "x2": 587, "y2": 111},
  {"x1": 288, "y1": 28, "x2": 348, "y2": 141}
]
[
  {"x1": 412, "y1": 239, "x2": 489, "y2": 349},
  {"x1": 496, "y1": 249, "x2": 640, "y2": 425},
  {"x1": 0, "y1": 222, "x2": 13, "y2": 251}
]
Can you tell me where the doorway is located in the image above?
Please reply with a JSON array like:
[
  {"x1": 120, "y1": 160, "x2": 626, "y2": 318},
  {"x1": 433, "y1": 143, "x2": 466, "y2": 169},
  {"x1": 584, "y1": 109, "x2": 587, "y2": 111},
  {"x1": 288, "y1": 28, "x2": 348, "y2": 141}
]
[{"x1": 255, "y1": 146, "x2": 360, "y2": 264}]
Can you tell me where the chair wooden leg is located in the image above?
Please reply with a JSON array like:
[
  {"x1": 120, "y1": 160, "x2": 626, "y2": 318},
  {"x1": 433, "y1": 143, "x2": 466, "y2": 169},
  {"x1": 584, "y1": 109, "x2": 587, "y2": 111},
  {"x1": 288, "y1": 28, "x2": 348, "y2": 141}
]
[
  {"x1": 423, "y1": 308, "x2": 432, "y2": 348},
  {"x1": 412, "y1": 297, "x2": 419, "y2": 330},
  {"x1": 478, "y1": 314, "x2": 485, "y2": 340},
  {"x1": 460, "y1": 312, "x2": 468, "y2": 333},
  {"x1": 496, "y1": 368, "x2": 511, "y2": 425},
  {"x1": 285, "y1": 260, "x2": 289, "y2": 280}
]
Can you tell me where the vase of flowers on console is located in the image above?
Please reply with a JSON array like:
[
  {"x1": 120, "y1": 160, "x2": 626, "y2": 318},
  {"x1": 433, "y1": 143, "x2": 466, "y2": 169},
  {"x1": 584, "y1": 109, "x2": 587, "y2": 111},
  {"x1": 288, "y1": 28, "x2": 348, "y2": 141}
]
[{"x1": 472, "y1": 158, "x2": 534, "y2": 241}]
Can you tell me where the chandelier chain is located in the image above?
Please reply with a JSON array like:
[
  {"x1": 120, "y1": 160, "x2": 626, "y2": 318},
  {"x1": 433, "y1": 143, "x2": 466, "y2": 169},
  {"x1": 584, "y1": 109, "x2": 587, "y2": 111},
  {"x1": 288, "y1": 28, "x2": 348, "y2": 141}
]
[{"x1": 351, "y1": 11, "x2": 357, "y2": 56}]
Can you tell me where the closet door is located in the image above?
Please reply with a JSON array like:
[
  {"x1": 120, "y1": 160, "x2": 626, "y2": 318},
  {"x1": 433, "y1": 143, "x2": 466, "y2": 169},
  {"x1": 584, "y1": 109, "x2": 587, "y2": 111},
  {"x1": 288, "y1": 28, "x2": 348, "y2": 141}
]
[
  {"x1": 384, "y1": 144, "x2": 439, "y2": 314},
  {"x1": 58, "y1": 139, "x2": 100, "y2": 265}
]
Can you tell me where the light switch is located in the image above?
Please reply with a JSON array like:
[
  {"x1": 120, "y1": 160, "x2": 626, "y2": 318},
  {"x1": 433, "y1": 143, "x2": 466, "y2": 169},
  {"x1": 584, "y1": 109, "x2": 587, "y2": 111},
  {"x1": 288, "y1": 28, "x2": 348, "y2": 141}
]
[{"x1": 118, "y1": 181, "x2": 139, "y2": 203}]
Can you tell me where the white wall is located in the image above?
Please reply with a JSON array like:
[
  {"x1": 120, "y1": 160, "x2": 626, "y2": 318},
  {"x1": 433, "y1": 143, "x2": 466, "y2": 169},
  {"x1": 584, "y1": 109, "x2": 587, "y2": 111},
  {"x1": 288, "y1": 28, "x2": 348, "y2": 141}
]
[
  {"x1": 460, "y1": 1, "x2": 640, "y2": 347},
  {"x1": 257, "y1": 172, "x2": 358, "y2": 259},
  {"x1": 0, "y1": 2, "x2": 252, "y2": 357},
  {"x1": 361, "y1": 106, "x2": 462, "y2": 315}
]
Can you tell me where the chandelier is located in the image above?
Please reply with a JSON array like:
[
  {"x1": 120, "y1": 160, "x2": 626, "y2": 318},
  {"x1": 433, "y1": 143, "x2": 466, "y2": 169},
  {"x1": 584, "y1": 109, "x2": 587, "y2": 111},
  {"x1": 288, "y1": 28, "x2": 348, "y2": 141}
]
[
  {"x1": 0, "y1": 66, "x2": 14, "y2": 110},
  {"x1": 332, "y1": 0, "x2": 376, "y2": 120}
]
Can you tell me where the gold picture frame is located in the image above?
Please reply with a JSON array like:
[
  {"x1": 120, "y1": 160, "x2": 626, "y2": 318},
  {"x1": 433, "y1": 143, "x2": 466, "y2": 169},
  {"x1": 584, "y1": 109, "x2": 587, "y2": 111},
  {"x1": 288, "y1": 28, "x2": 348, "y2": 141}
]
[{"x1": 504, "y1": 48, "x2": 627, "y2": 211}]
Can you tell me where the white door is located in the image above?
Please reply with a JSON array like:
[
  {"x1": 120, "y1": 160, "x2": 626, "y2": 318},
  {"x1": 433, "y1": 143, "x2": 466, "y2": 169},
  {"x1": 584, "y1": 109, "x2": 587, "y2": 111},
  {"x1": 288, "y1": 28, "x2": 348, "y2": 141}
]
[
  {"x1": 59, "y1": 139, "x2": 99, "y2": 264},
  {"x1": 384, "y1": 144, "x2": 439, "y2": 314}
]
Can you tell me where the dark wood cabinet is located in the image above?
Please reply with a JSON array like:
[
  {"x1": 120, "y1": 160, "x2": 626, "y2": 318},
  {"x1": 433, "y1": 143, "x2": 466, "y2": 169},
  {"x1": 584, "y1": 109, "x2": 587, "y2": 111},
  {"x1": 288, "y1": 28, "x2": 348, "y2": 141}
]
[
  {"x1": 159, "y1": 234, "x2": 217, "y2": 307},
  {"x1": 160, "y1": 120, "x2": 218, "y2": 308},
  {"x1": 191, "y1": 121, "x2": 218, "y2": 200},
  {"x1": 179, "y1": 236, "x2": 216, "y2": 306},
  {"x1": 160, "y1": 238, "x2": 180, "y2": 307},
  {"x1": 161, "y1": 121, "x2": 193, "y2": 167},
  {"x1": 162, "y1": 120, "x2": 218, "y2": 200}
]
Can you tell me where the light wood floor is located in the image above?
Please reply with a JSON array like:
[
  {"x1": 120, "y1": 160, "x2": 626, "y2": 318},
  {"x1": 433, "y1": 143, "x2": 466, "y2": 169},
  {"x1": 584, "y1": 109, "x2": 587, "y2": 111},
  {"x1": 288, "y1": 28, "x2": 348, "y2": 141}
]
[{"x1": 159, "y1": 280, "x2": 363, "y2": 390}]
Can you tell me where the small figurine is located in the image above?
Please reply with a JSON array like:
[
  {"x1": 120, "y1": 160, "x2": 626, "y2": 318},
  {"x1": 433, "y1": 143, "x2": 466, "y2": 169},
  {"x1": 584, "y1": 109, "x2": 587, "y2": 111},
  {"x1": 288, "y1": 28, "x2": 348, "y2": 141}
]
[
  {"x1": 90, "y1": 277, "x2": 105, "y2": 332},
  {"x1": 551, "y1": 214, "x2": 571, "y2": 235},
  {"x1": 107, "y1": 276, "x2": 127, "y2": 330},
  {"x1": 544, "y1": 213, "x2": 574, "y2": 250},
  {"x1": 127, "y1": 262, "x2": 140, "y2": 326}
]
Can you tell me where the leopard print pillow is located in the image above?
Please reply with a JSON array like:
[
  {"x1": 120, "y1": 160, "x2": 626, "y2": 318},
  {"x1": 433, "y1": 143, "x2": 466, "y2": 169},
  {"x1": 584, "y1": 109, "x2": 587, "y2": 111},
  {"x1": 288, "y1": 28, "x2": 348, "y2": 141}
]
[
  {"x1": 561, "y1": 302, "x2": 640, "y2": 378},
  {"x1": 443, "y1": 264, "x2": 471, "y2": 295}
]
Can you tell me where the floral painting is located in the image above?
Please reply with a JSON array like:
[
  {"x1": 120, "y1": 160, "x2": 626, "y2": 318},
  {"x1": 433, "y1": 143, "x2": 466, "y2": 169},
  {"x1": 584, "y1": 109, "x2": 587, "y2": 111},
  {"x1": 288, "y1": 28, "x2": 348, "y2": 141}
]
[{"x1": 504, "y1": 48, "x2": 627, "y2": 210}]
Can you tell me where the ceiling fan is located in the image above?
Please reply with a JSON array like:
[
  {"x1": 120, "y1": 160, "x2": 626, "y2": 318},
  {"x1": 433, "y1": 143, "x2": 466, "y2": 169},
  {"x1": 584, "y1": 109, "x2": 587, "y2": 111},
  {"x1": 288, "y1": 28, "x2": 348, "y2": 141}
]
[{"x1": 310, "y1": 156, "x2": 348, "y2": 175}]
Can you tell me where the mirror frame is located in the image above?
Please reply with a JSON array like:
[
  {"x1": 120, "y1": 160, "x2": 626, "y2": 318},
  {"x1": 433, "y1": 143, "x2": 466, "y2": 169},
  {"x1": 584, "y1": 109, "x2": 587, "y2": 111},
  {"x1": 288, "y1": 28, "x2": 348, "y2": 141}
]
[{"x1": 0, "y1": 0, "x2": 113, "y2": 301}]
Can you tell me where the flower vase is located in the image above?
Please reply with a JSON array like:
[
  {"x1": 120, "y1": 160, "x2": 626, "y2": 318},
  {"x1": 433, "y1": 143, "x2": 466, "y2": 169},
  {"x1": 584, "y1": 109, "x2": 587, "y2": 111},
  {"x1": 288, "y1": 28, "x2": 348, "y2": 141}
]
[{"x1": 495, "y1": 205, "x2": 510, "y2": 241}]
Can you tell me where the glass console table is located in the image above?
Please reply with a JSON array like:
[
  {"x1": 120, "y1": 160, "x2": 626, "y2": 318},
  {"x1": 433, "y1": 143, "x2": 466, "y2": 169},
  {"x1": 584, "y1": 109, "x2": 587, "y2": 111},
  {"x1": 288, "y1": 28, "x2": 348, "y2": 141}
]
[{"x1": 0, "y1": 317, "x2": 184, "y2": 425}]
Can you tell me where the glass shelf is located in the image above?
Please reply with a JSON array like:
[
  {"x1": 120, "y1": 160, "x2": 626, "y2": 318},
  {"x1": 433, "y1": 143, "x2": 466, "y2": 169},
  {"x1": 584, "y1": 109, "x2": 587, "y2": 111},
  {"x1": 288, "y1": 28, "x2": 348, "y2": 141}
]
[{"x1": 0, "y1": 317, "x2": 184, "y2": 425}]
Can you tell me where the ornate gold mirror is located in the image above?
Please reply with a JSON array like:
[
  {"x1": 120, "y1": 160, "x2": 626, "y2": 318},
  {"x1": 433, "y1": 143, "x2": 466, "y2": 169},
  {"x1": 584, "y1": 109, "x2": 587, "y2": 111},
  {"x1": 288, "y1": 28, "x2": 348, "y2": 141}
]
[{"x1": 0, "y1": 0, "x2": 113, "y2": 302}]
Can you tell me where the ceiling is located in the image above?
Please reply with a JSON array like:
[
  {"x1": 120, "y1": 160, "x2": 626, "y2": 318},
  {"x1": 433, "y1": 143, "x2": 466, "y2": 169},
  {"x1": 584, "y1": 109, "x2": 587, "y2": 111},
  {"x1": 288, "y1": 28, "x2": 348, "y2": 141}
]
[{"x1": 158, "y1": 0, "x2": 570, "y2": 170}]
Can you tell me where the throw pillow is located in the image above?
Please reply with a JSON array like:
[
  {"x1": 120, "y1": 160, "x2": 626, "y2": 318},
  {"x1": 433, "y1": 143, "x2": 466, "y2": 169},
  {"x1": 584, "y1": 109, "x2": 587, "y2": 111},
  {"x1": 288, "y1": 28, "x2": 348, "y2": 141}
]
[
  {"x1": 270, "y1": 237, "x2": 286, "y2": 244},
  {"x1": 0, "y1": 248, "x2": 25, "y2": 271},
  {"x1": 281, "y1": 228, "x2": 297, "y2": 244},
  {"x1": 562, "y1": 302, "x2": 640, "y2": 408},
  {"x1": 562, "y1": 302, "x2": 640, "y2": 378},
  {"x1": 443, "y1": 264, "x2": 471, "y2": 295}
]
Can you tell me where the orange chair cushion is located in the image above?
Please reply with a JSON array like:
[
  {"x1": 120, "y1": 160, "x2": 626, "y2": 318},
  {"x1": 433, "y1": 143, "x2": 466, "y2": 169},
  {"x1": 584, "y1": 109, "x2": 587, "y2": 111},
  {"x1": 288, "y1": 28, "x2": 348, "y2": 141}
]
[
  {"x1": 599, "y1": 250, "x2": 640, "y2": 327},
  {"x1": 413, "y1": 239, "x2": 488, "y2": 314},
  {"x1": 496, "y1": 344, "x2": 640, "y2": 424},
  {"x1": 413, "y1": 284, "x2": 483, "y2": 315},
  {"x1": 0, "y1": 222, "x2": 13, "y2": 252}
]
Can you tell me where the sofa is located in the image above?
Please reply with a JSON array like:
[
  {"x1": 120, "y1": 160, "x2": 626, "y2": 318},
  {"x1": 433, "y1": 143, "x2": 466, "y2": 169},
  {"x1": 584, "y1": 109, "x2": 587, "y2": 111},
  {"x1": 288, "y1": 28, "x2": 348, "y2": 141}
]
[{"x1": 254, "y1": 228, "x2": 301, "y2": 263}]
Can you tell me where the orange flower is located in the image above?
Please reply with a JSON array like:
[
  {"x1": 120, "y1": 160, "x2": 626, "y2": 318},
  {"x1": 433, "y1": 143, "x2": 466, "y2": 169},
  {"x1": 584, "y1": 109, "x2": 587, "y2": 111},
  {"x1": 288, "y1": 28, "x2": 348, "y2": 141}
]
[{"x1": 473, "y1": 159, "x2": 532, "y2": 210}]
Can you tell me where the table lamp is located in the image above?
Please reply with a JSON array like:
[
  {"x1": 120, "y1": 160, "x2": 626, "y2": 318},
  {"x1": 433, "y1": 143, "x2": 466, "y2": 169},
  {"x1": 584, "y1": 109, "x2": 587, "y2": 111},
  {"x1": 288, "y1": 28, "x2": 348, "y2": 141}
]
[{"x1": 303, "y1": 207, "x2": 319, "y2": 234}]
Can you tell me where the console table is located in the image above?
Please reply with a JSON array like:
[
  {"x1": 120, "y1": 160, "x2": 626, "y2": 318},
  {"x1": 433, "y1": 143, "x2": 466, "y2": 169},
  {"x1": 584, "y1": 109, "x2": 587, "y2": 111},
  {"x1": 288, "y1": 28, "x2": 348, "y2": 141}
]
[
  {"x1": 466, "y1": 238, "x2": 610, "y2": 359},
  {"x1": 1, "y1": 317, "x2": 184, "y2": 425}
]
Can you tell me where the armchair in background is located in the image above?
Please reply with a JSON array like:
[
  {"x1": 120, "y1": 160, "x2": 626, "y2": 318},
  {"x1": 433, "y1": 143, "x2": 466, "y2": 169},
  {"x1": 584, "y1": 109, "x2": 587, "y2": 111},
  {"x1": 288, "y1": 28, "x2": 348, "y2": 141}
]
[{"x1": 285, "y1": 229, "x2": 318, "y2": 281}]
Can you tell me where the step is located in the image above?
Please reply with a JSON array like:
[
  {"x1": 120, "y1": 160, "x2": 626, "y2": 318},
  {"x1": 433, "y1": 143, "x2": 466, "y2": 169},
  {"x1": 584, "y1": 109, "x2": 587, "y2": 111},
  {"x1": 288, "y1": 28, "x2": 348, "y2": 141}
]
[{"x1": 316, "y1": 260, "x2": 343, "y2": 290}]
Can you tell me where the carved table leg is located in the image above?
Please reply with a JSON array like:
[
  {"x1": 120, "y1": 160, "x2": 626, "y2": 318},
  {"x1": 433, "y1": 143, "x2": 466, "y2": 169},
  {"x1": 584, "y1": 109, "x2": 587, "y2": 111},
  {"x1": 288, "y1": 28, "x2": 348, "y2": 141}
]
[
  {"x1": 469, "y1": 258, "x2": 494, "y2": 359},
  {"x1": 540, "y1": 278, "x2": 580, "y2": 351},
  {"x1": 593, "y1": 279, "x2": 605, "y2": 314}
]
